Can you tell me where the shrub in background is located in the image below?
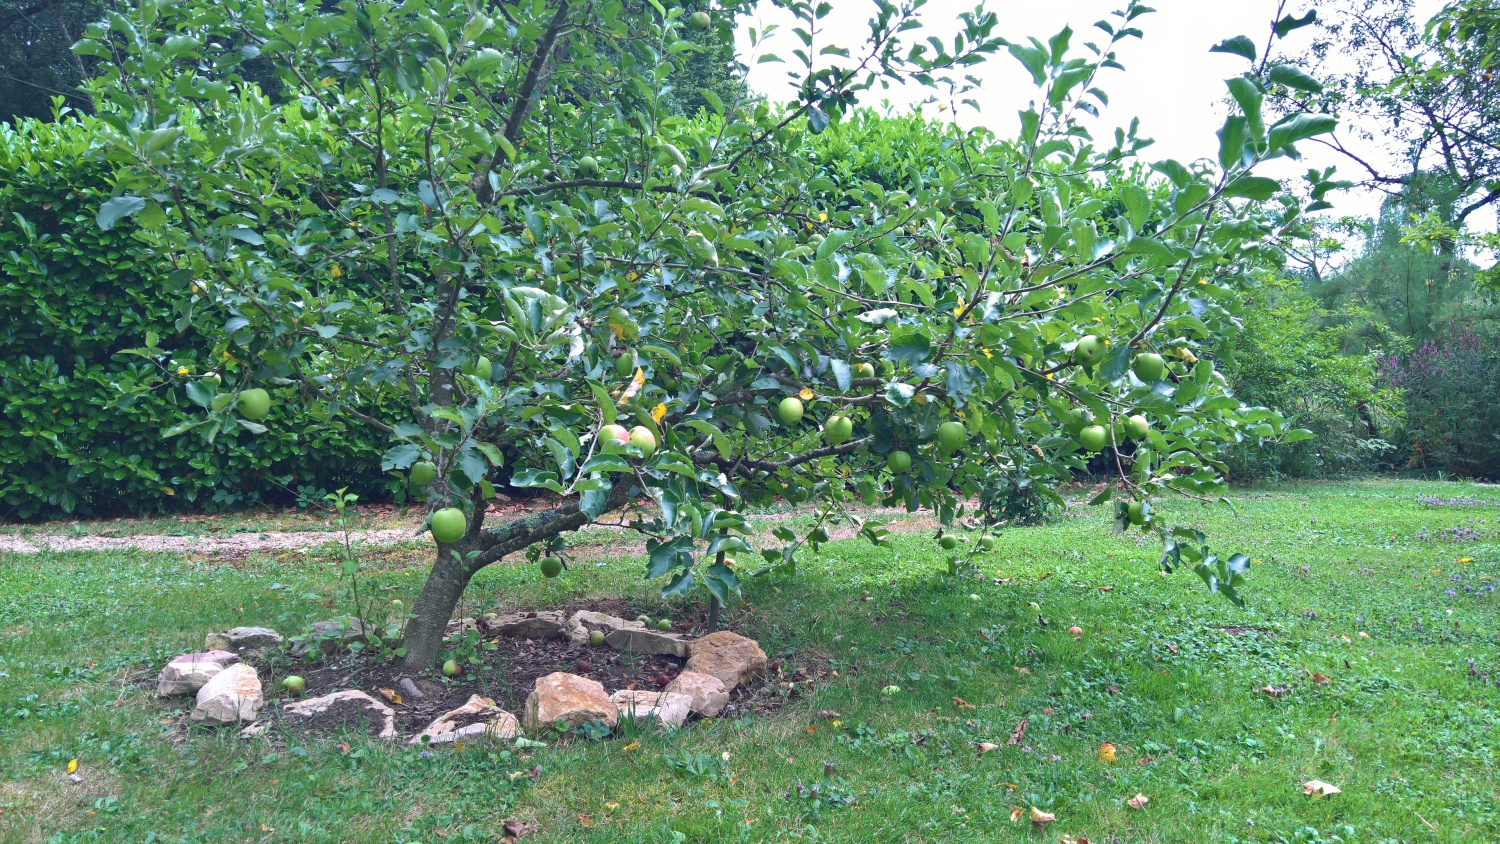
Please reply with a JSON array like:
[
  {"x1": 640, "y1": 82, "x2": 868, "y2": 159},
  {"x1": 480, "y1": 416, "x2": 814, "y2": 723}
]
[
  {"x1": 1219, "y1": 279, "x2": 1400, "y2": 480},
  {"x1": 1380, "y1": 326, "x2": 1500, "y2": 479},
  {"x1": 0, "y1": 114, "x2": 397, "y2": 518}
]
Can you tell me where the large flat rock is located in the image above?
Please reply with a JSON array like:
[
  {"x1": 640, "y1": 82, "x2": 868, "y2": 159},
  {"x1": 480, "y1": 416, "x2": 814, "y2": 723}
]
[{"x1": 523, "y1": 672, "x2": 618, "y2": 732}]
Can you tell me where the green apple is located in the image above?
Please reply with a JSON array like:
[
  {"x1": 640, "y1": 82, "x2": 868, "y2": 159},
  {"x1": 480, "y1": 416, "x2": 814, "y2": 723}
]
[
  {"x1": 579, "y1": 155, "x2": 601, "y2": 177},
  {"x1": 855, "y1": 362, "x2": 876, "y2": 379},
  {"x1": 636, "y1": 614, "x2": 653, "y2": 627},
  {"x1": 1079, "y1": 425, "x2": 1108, "y2": 452},
  {"x1": 540, "y1": 556, "x2": 563, "y2": 578},
  {"x1": 599, "y1": 423, "x2": 630, "y2": 453},
  {"x1": 1074, "y1": 335, "x2": 1106, "y2": 366},
  {"x1": 937, "y1": 420, "x2": 966, "y2": 452},
  {"x1": 939, "y1": 534, "x2": 960, "y2": 550},
  {"x1": 442, "y1": 659, "x2": 461, "y2": 678},
  {"x1": 1127, "y1": 501, "x2": 1147, "y2": 526},
  {"x1": 1133, "y1": 352, "x2": 1166, "y2": 383},
  {"x1": 656, "y1": 618, "x2": 673, "y2": 631},
  {"x1": 824, "y1": 415, "x2": 854, "y2": 445},
  {"x1": 238, "y1": 388, "x2": 271, "y2": 421},
  {"x1": 778, "y1": 396, "x2": 805, "y2": 425},
  {"x1": 887, "y1": 450, "x2": 912, "y2": 474},
  {"x1": 464, "y1": 355, "x2": 493, "y2": 381},
  {"x1": 1124, "y1": 414, "x2": 1150, "y2": 439},
  {"x1": 689, "y1": 10, "x2": 710, "y2": 30},
  {"x1": 409, "y1": 460, "x2": 437, "y2": 486},
  {"x1": 589, "y1": 630, "x2": 606, "y2": 646},
  {"x1": 614, "y1": 349, "x2": 636, "y2": 378},
  {"x1": 976, "y1": 536, "x2": 995, "y2": 551},
  {"x1": 628, "y1": 425, "x2": 657, "y2": 457},
  {"x1": 202, "y1": 371, "x2": 221, "y2": 387},
  {"x1": 430, "y1": 507, "x2": 467, "y2": 544},
  {"x1": 281, "y1": 675, "x2": 305, "y2": 696}
]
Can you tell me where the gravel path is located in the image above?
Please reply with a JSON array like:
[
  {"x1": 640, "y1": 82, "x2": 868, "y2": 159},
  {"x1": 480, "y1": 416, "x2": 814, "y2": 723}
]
[{"x1": 0, "y1": 528, "x2": 419, "y2": 556}]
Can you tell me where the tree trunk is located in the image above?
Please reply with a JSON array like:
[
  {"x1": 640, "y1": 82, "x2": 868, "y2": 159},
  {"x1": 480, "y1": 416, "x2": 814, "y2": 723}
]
[{"x1": 401, "y1": 544, "x2": 475, "y2": 668}]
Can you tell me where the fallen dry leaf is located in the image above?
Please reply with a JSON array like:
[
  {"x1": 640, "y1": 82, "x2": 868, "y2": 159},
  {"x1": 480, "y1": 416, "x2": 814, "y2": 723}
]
[
  {"x1": 622, "y1": 741, "x2": 640, "y2": 752},
  {"x1": 1013, "y1": 665, "x2": 1031, "y2": 675},
  {"x1": 1127, "y1": 793, "x2": 1149, "y2": 809},
  {"x1": 1009, "y1": 718, "x2": 1028, "y2": 746},
  {"x1": 378, "y1": 688, "x2": 403, "y2": 704},
  {"x1": 1060, "y1": 836, "x2": 1092, "y2": 844},
  {"x1": 1042, "y1": 707, "x2": 1055, "y2": 716},
  {"x1": 1303, "y1": 780, "x2": 1342, "y2": 797},
  {"x1": 1306, "y1": 670, "x2": 1331, "y2": 684},
  {"x1": 1166, "y1": 642, "x2": 1179, "y2": 654},
  {"x1": 500, "y1": 819, "x2": 537, "y2": 843},
  {"x1": 1098, "y1": 585, "x2": 1114, "y2": 592},
  {"x1": 1261, "y1": 685, "x2": 1288, "y2": 698},
  {"x1": 336, "y1": 742, "x2": 351, "y2": 754},
  {"x1": 577, "y1": 814, "x2": 593, "y2": 828},
  {"x1": 953, "y1": 696, "x2": 977, "y2": 710},
  {"x1": 1010, "y1": 805, "x2": 1024, "y2": 823},
  {"x1": 1029, "y1": 806, "x2": 1056, "y2": 829},
  {"x1": 1106, "y1": 684, "x2": 1121, "y2": 695},
  {"x1": 1098, "y1": 742, "x2": 1117, "y2": 764},
  {"x1": 977, "y1": 741, "x2": 999, "y2": 754}
]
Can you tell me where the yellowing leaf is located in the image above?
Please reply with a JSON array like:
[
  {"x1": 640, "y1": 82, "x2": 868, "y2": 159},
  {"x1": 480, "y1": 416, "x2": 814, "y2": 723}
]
[
  {"x1": 622, "y1": 741, "x2": 641, "y2": 752},
  {"x1": 1303, "y1": 780, "x2": 1341, "y2": 797},
  {"x1": 799, "y1": 388, "x2": 815, "y2": 401},
  {"x1": 977, "y1": 741, "x2": 999, "y2": 754},
  {"x1": 651, "y1": 403, "x2": 667, "y2": 424},
  {"x1": 618, "y1": 367, "x2": 645, "y2": 405},
  {"x1": 1098, "y1": 742, "x2": 1117, "y2": 763},
  {"x1": 1009, "y1": 805, "x2": 1024, "y2": 823},
  {"x1": 66, "y1": 758, "x2": 78, "y2": 774}
]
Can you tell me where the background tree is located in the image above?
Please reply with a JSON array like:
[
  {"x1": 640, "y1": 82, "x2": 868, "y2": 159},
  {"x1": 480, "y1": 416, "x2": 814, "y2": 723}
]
[
  {"x1": 0, "y1": 0, "x2": 97, "y2": 120},
  {"x1": 76, "y1": 0, "x2": 1334, "y2": 668}
]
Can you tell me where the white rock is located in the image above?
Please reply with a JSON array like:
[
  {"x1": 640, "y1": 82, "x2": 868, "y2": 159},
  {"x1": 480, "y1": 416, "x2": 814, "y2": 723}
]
[
  {"x1": 191, "y1": 663, "x2": 264, "y2": 725},
  {"x1": 664, "y1": 671, "x2": 730, "y2": 717},
  {"x1": 410, "y1": 694, "x2": 520, "y2": 745},
  {"x1": 277, "y1": 690, "x2": 397, "y2": 740},
  {"x1": 156, "y1": 650, "x2": 240, "y2": 697},
  {"x1": 610, "y1": 690, "x2": 694, "y2": 729}
]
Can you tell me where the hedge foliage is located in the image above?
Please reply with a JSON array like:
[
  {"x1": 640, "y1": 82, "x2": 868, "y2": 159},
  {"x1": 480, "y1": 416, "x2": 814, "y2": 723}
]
[{"x1": 1, "y1": 116, "x2": 396, "y2": 518}]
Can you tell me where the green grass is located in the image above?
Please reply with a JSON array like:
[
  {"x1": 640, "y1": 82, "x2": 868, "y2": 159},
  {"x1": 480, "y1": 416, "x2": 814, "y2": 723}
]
[{"x1": 2, "y1": 478, "x2": 1497, "y2": 843}]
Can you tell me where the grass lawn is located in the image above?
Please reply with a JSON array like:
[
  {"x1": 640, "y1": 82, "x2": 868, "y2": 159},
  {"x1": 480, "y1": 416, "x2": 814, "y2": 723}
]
[{"x1": 1, "y1": 478, "x2": 1497, "y2": 843}]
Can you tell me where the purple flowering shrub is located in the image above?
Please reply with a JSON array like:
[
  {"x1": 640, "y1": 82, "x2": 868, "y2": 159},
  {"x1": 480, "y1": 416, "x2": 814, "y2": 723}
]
[{"x1": 1380, "y1": 326, "x2": 1500, "y2": 479}]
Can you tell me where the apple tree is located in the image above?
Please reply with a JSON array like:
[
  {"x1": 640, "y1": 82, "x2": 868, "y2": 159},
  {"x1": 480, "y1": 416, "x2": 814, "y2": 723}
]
[{"x1": 76, "y1": 0, "x2": 1339, "y2": 667}]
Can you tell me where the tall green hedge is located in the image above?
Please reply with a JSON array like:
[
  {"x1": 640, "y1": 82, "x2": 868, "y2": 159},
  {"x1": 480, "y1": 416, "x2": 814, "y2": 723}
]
[{"x1": 1, "y1": 117, "x2": 395, "y2": 518}]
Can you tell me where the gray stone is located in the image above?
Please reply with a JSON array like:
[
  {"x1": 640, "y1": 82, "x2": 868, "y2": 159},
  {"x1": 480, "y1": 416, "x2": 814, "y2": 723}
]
[
  {"x1": 665, "y1": 671, "x2": 730, "y2": 717},
  {"x1": 610, "y1": 690, "x2": 693, "y2": 729},
  {"x1": 156, "y1": 650, "x2": 240, "y2": 697},
  {"x1": 483, "y1": 611, "x2": 571, "y2": 640},
  {"x1": 523, "y1": 672, "x2": 618, "y2": 731},
  {"x1": 190, "y1": 663, "x2": 264, "y2": 725},
  {"x1": 291, "y1": 617, "x2": 374, "y2": 657},
  {"x1": 411, "y1": 694, "x2": 521, "y2": 745},
  {"x1": 205, "y1": 626, "x2": 284, "y2": 654},
  {"x1": 604, "y1": 627, "x2": 690, "y2": 658},
  {"x1": 565, "y1": 610, "x2": 645, "y2": 644}
]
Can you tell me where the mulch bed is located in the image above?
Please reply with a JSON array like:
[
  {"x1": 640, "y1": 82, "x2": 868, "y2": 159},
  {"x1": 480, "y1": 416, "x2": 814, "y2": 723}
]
[{"x1": 154, "y1": 598, "x2": 830, "y2": 741}]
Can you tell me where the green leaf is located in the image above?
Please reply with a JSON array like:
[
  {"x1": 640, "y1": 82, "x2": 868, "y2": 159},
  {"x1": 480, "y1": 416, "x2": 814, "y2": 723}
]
[
  {"x1": 1226, "y1": 77, "x2": 1265, "y2": 137},
  {"x1": 1221, "y1": 176, "x2": 1281, "y2": 201},
  {"x1": 96, "y1": 196, "x2": 145, "y2": 231},
  {"x1": 1217, "y1": 115, "x2": 1247, "y2": 169},
  {"x1": 1268, "y1": 113, "x2": 1337, "y2": 150},
  {"x1": 1209, "y1": 35, "x2": 1257, "y2": 62},
  {"x1": 1272, "y1": 10, "x2": 1317, "y2": 38},
  {"x1": 1267, "y1": 64, "x2": 1323, "y2": 94}
]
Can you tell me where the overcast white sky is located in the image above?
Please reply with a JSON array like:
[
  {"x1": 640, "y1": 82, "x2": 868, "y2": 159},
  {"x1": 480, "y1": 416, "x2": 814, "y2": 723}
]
[{"x1": 738, "y1": 0, "x2": 1448, "y2": 222}]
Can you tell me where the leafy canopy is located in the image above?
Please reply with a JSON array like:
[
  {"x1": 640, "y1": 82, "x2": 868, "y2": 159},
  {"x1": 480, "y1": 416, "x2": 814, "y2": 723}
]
[{"x1": 75, "y1": 0, "x2": 1339, "y2": 662}]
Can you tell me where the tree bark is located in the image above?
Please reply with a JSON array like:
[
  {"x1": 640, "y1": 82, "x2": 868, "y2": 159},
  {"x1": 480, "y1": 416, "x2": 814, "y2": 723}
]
[
  {"x1": 399, "y1": 482, "x2": 634, "y2": 668},
  {"x1": 401, "y1": 542, "x2": 476, "y2": 668}
]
